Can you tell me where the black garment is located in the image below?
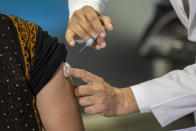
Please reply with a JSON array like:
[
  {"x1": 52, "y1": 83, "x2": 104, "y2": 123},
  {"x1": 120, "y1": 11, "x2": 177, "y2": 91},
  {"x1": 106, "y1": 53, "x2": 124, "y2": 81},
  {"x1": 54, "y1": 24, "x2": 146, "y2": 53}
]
[{"x1": 0, "y1": 14, "x2": 67, "y2": 130}]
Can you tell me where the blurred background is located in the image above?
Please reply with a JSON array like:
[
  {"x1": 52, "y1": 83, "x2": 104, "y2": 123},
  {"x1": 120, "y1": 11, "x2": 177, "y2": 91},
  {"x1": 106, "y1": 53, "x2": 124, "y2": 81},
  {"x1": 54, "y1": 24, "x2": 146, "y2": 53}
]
[{"x1": 1, "y1": 0, "x2": 196, "y2": 130}]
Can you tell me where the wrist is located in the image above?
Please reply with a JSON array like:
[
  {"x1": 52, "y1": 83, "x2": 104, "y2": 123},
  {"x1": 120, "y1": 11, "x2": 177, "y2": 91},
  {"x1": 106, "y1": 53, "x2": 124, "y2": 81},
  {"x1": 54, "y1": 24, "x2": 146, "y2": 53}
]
[{"x1": 121, "y1": 87, "x2": 139, "y2": 114}]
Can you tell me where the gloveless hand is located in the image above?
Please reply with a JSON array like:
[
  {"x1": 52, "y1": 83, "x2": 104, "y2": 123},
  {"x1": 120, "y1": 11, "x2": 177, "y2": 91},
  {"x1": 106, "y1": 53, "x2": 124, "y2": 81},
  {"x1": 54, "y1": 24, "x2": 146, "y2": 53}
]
[
  {"x1": 67, "y1": 67, "x2": 139, "y2": 117},
  {"x1": 65, "y1": 6, "x2": 113, "y2": 50}
]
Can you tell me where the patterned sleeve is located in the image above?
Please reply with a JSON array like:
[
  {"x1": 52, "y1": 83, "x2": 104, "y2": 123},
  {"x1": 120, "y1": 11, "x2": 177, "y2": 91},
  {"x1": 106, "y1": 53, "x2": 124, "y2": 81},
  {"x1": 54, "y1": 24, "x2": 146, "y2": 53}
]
[{"x1": 8, "y1": 15, "x2": 68, "y2": 96}]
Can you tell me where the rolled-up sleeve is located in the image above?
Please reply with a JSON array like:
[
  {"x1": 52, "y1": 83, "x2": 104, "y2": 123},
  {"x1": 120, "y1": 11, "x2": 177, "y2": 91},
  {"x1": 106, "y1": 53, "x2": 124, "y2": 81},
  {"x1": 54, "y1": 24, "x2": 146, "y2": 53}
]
[
  {"x1": 30, "y1": 27, "x2": 67, "y2": 95},
  {"x1": 131, "y1": 85, "x2": 151, "y2": 113},
  {"x1": 131, "y1": 64, "x2": 196, "y2": 127},
  {"x1": 68, "y1": 0, "x2": 109, "y2": 18}
]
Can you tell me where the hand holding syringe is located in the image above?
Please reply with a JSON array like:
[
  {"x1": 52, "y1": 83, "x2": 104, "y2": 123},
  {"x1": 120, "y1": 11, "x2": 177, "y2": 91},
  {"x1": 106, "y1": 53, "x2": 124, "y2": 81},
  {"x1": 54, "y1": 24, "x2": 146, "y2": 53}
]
[
  {"x1": 79, "y1": 35, "x2": 98, "y2": 52},
  {"x1": 65, "y1": 6, "x2": 113, "y2": 50}
]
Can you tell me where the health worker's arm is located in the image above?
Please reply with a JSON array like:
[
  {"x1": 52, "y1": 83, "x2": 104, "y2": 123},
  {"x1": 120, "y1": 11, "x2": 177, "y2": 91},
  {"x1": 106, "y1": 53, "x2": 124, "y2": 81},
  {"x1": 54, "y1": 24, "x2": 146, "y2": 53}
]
[{"x1": 132, "y1": 0, "x2": 196, "y2": 127}]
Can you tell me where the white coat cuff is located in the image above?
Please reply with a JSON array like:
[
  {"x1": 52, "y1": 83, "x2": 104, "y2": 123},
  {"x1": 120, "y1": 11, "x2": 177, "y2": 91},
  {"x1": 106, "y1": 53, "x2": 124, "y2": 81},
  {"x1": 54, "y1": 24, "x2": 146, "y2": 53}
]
[
  {"x1": 69, "y1": 0, "x2": 106, "y2": 18},
  {"x1": 131, "y1": 85, "x2": 151, "y2": 113}
]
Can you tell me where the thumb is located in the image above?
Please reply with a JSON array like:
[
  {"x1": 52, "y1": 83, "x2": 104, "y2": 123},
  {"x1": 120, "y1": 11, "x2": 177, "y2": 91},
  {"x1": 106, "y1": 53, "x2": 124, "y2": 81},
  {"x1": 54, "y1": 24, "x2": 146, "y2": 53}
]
[{"x1": 65, "y1": 29, "x2": 75, "y2": 47}]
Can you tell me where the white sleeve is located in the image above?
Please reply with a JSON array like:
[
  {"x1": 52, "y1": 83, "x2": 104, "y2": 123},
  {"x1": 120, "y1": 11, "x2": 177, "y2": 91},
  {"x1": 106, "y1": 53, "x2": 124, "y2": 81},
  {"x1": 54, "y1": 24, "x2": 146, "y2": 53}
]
[
  {"x1": 131, "y1": 64, "x2": 196, "y2": 127},
  {"x1": 68, "y1": 0, "x2": 109, "y2": 18},
  {"x1": 131, "y1": 85, "x2": 151, "y2": 113},
  {"x1": 188, "y1": 0, "x2": 196, "y2": 42},
  {"x1": 170, "y1": 0, "x2": 196, "y2": 42},
  {"x1": 169, "y1": 0, "x2": 189, "y2": 29}
]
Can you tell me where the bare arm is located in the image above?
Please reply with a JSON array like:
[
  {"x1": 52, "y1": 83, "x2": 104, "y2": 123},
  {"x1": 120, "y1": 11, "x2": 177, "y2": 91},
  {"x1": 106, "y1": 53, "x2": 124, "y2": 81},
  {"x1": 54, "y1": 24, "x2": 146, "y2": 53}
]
[{"x1": 36, "y1": 64, "x2": 85, "y2": 131}]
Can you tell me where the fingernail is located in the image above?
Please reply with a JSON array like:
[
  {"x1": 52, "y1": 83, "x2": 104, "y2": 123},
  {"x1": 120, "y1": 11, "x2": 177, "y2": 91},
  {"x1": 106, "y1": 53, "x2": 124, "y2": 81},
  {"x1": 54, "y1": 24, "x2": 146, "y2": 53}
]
[
  {"x1": 70, "y1": 41, "x2": 75, "y2": 47},
  {"x1": 100, "y1": 42, "x2": 106, "y2": 48},
  {"x1": 100, "y1": 32, "x2": 106, "y2": 38},
  {"x1": 108, "y1": 23, "x2": 113, "y2": 30},
  {"x1": 96, "y1": 45, "x2": 101, "y2": 50}
]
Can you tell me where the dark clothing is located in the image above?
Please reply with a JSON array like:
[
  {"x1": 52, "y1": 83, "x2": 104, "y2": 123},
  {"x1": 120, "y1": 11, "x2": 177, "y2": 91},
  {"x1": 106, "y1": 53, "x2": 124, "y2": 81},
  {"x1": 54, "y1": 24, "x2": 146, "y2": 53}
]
[{"x1": 0, "y1": 14, "x2": 67, "y2": 130}]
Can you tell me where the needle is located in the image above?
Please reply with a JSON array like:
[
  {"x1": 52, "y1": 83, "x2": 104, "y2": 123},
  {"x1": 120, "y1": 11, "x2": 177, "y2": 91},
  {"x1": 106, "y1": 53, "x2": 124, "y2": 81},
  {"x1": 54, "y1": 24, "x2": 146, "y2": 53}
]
[{"x1": 79, "y1": 46, "x2": 87, "y2": 52}]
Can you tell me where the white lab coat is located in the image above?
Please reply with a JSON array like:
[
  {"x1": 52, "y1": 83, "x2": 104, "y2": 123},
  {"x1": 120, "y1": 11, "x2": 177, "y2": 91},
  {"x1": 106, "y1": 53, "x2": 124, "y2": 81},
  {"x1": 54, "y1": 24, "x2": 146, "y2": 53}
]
[
  {"x1": 68, "y1": 0, "x2": 196, "y2": 130},
  {"x1": 68, "y1": 0, "x2": 108, "y2": 18}
]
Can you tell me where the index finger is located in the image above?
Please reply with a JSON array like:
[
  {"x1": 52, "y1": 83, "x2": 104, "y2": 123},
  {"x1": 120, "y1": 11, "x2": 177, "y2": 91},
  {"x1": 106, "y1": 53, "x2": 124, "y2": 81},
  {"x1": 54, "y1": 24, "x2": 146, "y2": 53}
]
[{"x1": 67, "y1": 68, "x2": 98, "y2": 84}]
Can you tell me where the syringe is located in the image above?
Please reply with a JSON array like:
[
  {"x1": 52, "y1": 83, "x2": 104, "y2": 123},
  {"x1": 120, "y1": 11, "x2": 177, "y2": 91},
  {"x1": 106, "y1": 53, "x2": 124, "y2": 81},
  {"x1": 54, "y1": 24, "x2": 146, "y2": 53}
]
[{"x1": 80, "y1": 35, "x2": 98, "y2": 52}]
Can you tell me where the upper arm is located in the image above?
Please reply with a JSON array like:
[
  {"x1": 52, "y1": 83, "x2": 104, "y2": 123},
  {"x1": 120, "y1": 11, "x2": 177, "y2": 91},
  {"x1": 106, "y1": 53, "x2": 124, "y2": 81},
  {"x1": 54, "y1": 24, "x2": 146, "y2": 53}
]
[
  {"x1": 36, "y1": 63, "x2": 85, "y2": 131},
  {"x1": 32, "y1": 27, "x2": 84, "y2": 130},
  {"x1": 29, "y1": 24, "x2": 84, "y2": 130},
  {"x1": 7, "y1": 15, "x2": 82, "y2": 130}
]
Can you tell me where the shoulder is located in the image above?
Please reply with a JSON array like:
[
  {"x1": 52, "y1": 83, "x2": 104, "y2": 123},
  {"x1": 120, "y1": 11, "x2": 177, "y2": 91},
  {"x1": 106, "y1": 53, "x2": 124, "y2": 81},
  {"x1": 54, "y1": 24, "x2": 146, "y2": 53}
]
[
  {"x1": 7, "y1": 15, "x2": 39, "y2": 43},
  {"x1": 6, "y1": 14, "x2": 39, "y2": 79}
]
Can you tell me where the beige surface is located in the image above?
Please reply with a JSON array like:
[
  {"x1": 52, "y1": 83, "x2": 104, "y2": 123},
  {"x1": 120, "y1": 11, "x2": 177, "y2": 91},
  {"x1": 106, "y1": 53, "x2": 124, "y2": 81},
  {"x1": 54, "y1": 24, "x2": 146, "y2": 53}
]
[{"x1": 83, "y1": 113, "x2": 194, "y2": 131}]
